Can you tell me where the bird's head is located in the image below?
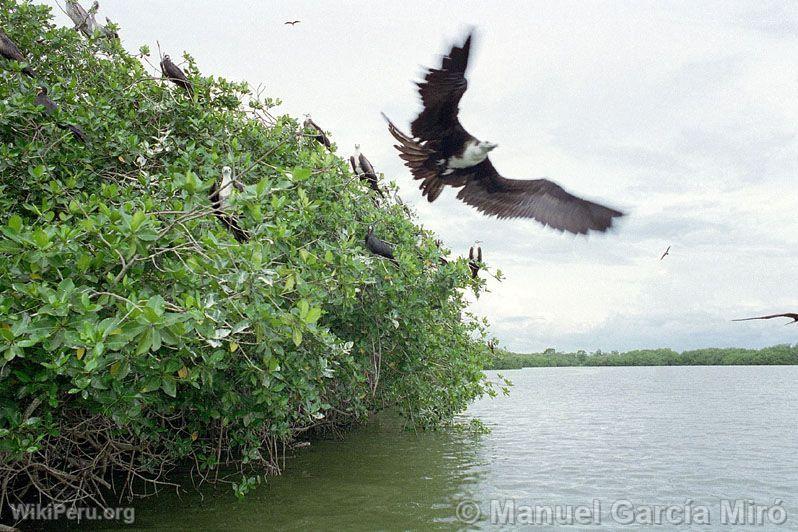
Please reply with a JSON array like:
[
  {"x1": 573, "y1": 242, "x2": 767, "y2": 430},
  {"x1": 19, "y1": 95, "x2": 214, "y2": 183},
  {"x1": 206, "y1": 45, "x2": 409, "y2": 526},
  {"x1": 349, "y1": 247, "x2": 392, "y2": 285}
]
[
  {"x1": 36, "y1": 86, "x2": 47, "y2": 96},
  {"x1": 221, "y1": 166, "x2": 232, "y2": 182},
  {"x1": 367, "y1": 225, "x2": 374, "y2": 236},
  {"x1": 354, "y1": 143, "x2": 361, "y2": 151},
  {"x1": 479, "y1": 141, "x2": 498, "y2": 152}
]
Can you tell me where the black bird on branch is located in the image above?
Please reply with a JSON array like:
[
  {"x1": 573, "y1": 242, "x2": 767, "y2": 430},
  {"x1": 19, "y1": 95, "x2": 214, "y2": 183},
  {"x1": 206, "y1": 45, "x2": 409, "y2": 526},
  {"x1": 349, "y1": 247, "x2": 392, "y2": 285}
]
[
  {"x1": 384, "y1": 31, "x2": 624, "y2": 235},
  {"x1": 35, "y1": 87, "x2": 87, "y2": 143},
  {"x1": 350, "y1": 145, "x2": 384, "y2": 197},
  {"x1": 209, "y1": 166, "x2": 249, "y2": 243},
  {"x1": 365, "y1": 226, "x2": 398, "y2": 266},
  {"x1": 0, "y1": 28, "x2": 35, "y2": 77},
  {"x1": 733, "y1": 313, "x2": 798, "y2": 325},
  {"x1": 160, "y1": 54, "x2": 193, "y2": 95},
  {"x1": 468, "y1": 245, "x2": 482, "y2": 279},
  {"x1": 303, "y1": 115, "x2": 331, "y2": 148}
]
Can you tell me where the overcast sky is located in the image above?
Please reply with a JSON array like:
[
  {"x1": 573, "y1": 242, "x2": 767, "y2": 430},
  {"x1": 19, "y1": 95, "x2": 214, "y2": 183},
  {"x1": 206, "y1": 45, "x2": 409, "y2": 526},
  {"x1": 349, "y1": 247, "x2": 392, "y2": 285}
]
[{"x1": 40, "y1": 0, "x2": 798, "y2": 352}]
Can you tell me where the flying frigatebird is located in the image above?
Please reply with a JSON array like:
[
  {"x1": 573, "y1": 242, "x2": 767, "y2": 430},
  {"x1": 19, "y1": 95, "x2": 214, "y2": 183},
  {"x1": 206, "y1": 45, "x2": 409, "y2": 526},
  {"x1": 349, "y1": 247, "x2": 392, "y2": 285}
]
[
  {"x1": 34, "y1": 87, "x2": 87, "y2": 143},
  {"x1": 660, "y1": 245, "x2": 671, "y2": 260},
  {"x1": 384, "y1": 31, "x2": 624, "y2": 235},
  {"x1": 303, "y1": 115, "x2": 331, "y2": 148},
  {"x1": 160, "y1": 54, "x2": 193, "y2": 95},
  {"x1": 0, "y1": 28, "x2": 35, "y2": 77},
  {"x1": 733, "y1": 313, "x2": 798, "y2": 325},
  {"x1": 284, "y1": 20, "x2": 301, "y2": 26},
  {"x1": 365, "y1": 226, "x2": 398, "y2": 266},
  {"x1": 350, "y1": 145, "x2": 384, "y2": 197},
  {"x1": 209, "y1": 166, "x2": 248, "y2": 243}
]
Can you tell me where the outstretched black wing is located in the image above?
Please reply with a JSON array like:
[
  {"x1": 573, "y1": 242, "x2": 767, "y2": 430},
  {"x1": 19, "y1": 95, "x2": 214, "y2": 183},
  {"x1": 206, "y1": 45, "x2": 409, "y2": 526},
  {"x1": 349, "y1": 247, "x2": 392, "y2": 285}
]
[
  {"x1": 455, "y1": 159, "x2": 624, "y2": 234},
  {"x1": 733, "y1": 313, "x2": 798, "y2": 323},
  {"x1": 411, "y1": 32, "x2": 472, "y2": 145}
]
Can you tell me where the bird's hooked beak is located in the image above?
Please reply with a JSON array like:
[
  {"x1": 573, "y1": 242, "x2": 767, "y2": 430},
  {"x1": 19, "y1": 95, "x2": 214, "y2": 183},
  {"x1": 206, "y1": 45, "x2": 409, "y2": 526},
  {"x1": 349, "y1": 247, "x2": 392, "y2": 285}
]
[{"x1": 482, "y1": 142, "x2": 498, "y2": 151}]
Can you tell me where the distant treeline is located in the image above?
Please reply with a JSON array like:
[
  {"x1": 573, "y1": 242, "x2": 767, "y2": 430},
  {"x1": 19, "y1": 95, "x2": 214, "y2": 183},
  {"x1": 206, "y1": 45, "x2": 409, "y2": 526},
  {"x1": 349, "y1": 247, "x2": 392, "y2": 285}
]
[{"x1": 487, "y1": 345, "x2": 798, "y2": 370}]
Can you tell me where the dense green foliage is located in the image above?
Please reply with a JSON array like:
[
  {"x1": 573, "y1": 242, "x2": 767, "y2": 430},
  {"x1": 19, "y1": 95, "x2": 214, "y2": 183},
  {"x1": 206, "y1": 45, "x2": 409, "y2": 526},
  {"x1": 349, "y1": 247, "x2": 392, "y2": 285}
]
[
  {"x1": 0, "y1": 0, "x2": 495, "y2": 506},
  {"x1": 487, "y1": 345, "x2": 798, "y2": 370}
]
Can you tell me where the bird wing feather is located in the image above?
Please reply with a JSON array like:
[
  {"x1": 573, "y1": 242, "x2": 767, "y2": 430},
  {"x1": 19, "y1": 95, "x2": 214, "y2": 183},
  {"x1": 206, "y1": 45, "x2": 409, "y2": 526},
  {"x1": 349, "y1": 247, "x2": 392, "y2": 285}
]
[
  {"x1": 411, "y1": 33, "x2": 472, "y2": 141},
  {"x1": 455, "y1": 159, "x2": 624, "y2": 234},
  {"x1": 733, "y1": 313, "x2": 798, "y2": 322}
]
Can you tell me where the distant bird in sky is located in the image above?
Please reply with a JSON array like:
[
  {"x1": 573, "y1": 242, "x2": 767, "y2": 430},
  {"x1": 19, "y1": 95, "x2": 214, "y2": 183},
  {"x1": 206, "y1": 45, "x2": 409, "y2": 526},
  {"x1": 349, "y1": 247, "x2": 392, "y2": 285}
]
[
  {"x1": 284, "y1": 20, "x2": 301, "y2": 26},
  {"x1": 0, "y1": 28, "x2": 35, "y2": 77},
  {"x1": 385, "y1": 31, "x2": 624, "y2": 235},
  {"x1": 733, "y1": 313, "x2": 798, "y2": 325},
  {"x1": 209, "y1": 166, "x2": 248, "y2": 243},
  {"x1": 304, "y1": 115, "x2": 331, "y2": 148},
  {"x1": 34, "y1": 87, "x2": 87, "y2": 143},
  {"x1": 365, "y1": 226, "x2": 398, "y2": 266},
  {"x1": 660, "y1": 245, "x2": 671, "y2": 260},
  {"x1": 468, "y1": 245, "x2": 482, "y2": 279},
  {"x1": 350, "y1": 145, "x2": 384, "y2": 197},
  {"x1": 160, "y1": 54, "x2": 193, "y2": 95}
]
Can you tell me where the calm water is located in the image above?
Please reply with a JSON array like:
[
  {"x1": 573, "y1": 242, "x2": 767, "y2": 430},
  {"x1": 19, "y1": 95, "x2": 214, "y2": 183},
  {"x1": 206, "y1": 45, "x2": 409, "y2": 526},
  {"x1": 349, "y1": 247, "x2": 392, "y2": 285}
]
[{"x1": 105, "y1": 366, "x2": 797, "y2": 530}]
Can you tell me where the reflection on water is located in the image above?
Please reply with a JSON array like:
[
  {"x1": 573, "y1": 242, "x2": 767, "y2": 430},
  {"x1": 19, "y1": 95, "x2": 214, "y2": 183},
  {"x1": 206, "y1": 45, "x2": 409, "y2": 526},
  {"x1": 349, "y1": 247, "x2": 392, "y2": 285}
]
[{"x1": 91, "y1": 366, "x2": 798, "y2": 530}]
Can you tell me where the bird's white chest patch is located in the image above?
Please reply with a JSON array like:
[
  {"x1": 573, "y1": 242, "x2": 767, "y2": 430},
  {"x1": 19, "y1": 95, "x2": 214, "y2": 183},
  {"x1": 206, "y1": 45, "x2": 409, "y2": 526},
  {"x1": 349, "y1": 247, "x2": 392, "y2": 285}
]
[{"x1": 447, "y1": 141, "x2": 489, "y2": 169}]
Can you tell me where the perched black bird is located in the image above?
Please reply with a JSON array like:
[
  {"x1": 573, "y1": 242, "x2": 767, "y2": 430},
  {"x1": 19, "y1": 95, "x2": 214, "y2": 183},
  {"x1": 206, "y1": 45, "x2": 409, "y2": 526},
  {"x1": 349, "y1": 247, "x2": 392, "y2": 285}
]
[
  {"x1": 384, "y1": 31, "x2": 624, "y2": 235},
  {"x1": 350, "y1": 145, "x2": 384, "y2": 197},
  {"x1": 0, "y1": 28, "x2": 34, "y2": 77},
  {"x1": 365, "y1": 226, "x2": 398, "y2": 266},
  {"x1": 468, "y1": 245, "x2": 482, "y2": 279},
  {"x1": 209, "y1": 166, "x2": 248, "y2": 243},
  {"x1": 660, "y1": 245, "x2": 671, "y2": 260},
  {"x1": 487, "y1": 339, "x2": 496, "y2": 353},
  {"x1": 284, "y1": 20, "x2": 301, "y2": 26},
  {"x1": 160, "y1": 54, "x2": 193, "y2": 95},
  {"x1": 733, "y1": 313, "x2": 798, "y2": 325},
  {"x1": 34, "y1": 87, "x2": 87, "y2": 143},
  {"x1": 303, "y1": 115, "x2": 331, "y2": 148}
]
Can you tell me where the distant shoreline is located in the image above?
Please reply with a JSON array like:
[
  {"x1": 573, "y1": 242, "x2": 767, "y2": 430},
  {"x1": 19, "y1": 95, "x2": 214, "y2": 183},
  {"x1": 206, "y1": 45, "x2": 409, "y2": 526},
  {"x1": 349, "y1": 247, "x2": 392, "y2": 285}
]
[{"x1": 487, "y1": 345, "x2": 798, "y2": 370}]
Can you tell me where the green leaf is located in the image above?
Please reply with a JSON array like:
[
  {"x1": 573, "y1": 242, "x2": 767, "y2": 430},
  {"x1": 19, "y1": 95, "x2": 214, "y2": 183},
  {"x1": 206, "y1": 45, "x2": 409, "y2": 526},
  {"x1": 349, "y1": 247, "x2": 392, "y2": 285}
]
[
  {"x1": 161, "y1": 378, "x2": 177, "y2": 398},
  {"x1": 7, "y1": 215, "x2": 22, "y2": 233},
  {"x1": 292, "y1": 328, "x2": 302, "y2": 347}
]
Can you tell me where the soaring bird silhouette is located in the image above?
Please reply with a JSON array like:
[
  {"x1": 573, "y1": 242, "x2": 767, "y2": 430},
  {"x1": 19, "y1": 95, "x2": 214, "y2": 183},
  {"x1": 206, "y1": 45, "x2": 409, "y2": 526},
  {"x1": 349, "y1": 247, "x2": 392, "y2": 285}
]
[
  {"x1": 209, "y1": 166, "x2": 248, "y2": 243},
  {"x1": 468, "y1": 245, "x2": 482, "y2": 279},
  {"x1": 660, "y1": 245, "x2": 671, "y2": 260},
  {"x1": 350, "y1": 145, "x2": 384, "y2": 197},
  {"x1": 384, "y1": 31, "x2": 624, "y2": 235},
  {"x1": 34, "y1": 87, "x2": 87, "y2": 143},
  {"x1": 303, "y1": 115, "x2": 331, "y2": 148},
  {"x1": 733, "y1": 313, "x2": 798, "y2": 325},
  {"x1": 160, "y1": 54, "x2": 193, "y2": 95},
  {"x1": 365, "y1": 226, "x2": 398, "y2": 266},
  {"x1": 284, "y1": 20, "x2": 301, "y2": 26},
  {"x1": 0, "y1": 28, "x2": 34, "y2": 77}
]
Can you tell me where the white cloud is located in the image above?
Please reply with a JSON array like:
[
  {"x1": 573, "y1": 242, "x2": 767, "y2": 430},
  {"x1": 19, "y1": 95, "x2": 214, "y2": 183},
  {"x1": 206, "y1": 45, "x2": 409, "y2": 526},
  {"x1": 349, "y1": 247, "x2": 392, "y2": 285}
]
[{"x1": 39, "y1": 0, "x2": 798, "y2": 351}]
